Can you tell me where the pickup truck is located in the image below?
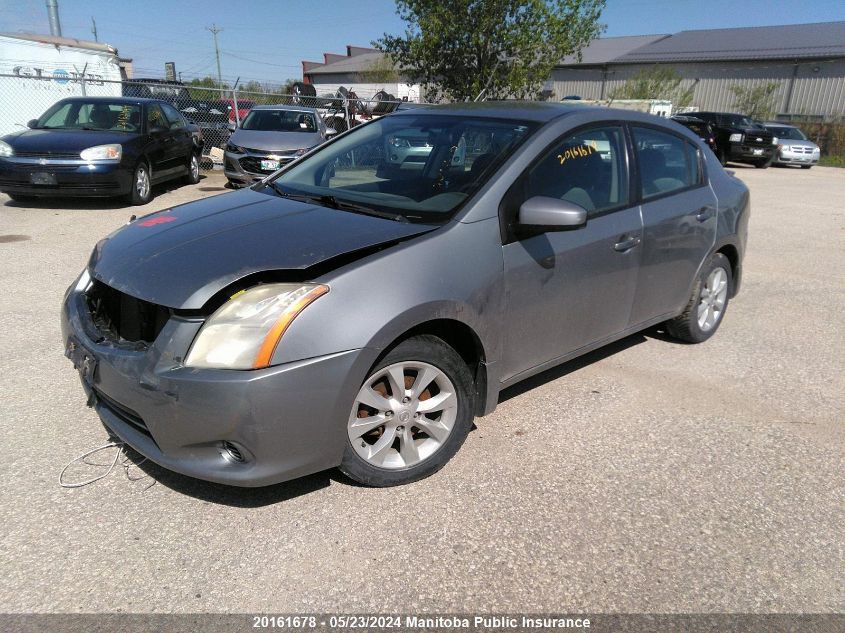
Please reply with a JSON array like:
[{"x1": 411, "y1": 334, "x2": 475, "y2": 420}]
[{"x1": 683, "y1": 111, "x2": 776, "y2": 168}]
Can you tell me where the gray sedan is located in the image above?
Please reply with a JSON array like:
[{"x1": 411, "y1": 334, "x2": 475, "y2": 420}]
[
  {"x1": 224, "y1": 105, "x2": 334, "y2": 186},
  {"x1": 62, "y1": 102, "x2": 749, "y2": 488}
]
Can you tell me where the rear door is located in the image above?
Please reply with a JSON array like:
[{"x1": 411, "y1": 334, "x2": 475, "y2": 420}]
[
  {"x1": 143, "y1": 103, "x2": 171, "y2": 177},
  {"x1": 628, "y1": 125, "x2": 717, "y2": 325},
  {"x1": 160, "y1": 102, "x2": 194, "y2": 170},
  {"x1": 500, "y1": 124, "x2": 643, "y2": 381}
]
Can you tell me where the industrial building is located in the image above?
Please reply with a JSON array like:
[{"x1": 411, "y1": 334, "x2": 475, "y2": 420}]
[
  {"x1": 305, "y1": 21, "x2": 845, "y2": 118},
  {"x1": 551, "y1": 21, "x2": 845, "y2": 119}
]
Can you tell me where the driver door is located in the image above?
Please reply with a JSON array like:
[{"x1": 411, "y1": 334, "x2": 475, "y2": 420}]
[{"x1": 500, "y1": 124, "x2": 643, "y2": 382}]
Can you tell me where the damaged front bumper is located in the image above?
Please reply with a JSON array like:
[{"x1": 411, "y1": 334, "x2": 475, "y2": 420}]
[{"x1": 60, "y1": 274, "x2": 371, "y2": 487}]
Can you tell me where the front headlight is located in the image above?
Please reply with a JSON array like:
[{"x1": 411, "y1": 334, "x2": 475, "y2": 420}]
[
  {"x1": 294, "y1": 147, "x2": 313, "y2": 157},
  {"x1": 184, "y1": 283, "x2": 329, "y2": 369},
  {"x1": 0, "y1": 140, "x2": 13, "y2": 157},
  {"x1": 728, "y1": 133, "x2": 744, "y2": 143},
  {"x1": 771, "y1": 137, "x2": 778, "y2": 145},
  {"x1": 226, "y1": 142, "x2": 246, "y2": 153},
  {"x1": 80, "y1": 144, "x2": 122, "y2": 161}
]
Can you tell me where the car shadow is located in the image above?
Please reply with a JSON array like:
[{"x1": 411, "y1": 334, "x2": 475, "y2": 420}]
[
  {"x1": 117, "y1": 332, "x2": 657, "y2": 506},
  {"x1": 125, "y1": 451, "x2": 335, "y2": 507},
  {"x1": 497, "y1": 332, "x2": 649, "y2": 404}
]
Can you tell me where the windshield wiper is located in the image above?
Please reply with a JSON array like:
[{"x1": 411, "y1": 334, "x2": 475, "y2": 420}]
[{"x1": 266, "y1": 184, "x2": 409, "y2": 222}]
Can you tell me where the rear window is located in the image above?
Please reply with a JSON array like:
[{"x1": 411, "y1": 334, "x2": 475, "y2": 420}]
[
  {"x1": 241, "y1": 110, "x2": 317, "y2": 132},
  {"x1": 633, "y1": 126, "x2": 702, "y2": 199}
]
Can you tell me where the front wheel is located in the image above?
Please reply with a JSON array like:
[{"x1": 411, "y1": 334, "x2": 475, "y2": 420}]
[
  {"x1": 665, "y1": 252, "x2": 732, "y2": 343},
  {"x1": 801, "y1": 165, "x2": 812, "y2": 170},
  {"x1": 127, "y1": 161, "x2": 152, "y2": 205},
  {"x1": 754, "y1": 159, "x2": 770, "y2": 169},
  {"x1": 339, "y1": 335, "x2": 475, "y2": 487}
]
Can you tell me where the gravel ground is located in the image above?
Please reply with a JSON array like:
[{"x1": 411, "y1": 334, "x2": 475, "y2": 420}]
[{"x1": 0, "y1": 166, "x2": 842, "y2": 614}]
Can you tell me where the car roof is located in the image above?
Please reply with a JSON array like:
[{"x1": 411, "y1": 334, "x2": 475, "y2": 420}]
[
  {"x1": 390, "y1": 101, "x2": 606, "y2": 123},
  {"x1": 57, "y1": 96, "x2": 166, "y2": 106},
  {"x1": 251, "y1": 104, "x2": 319, "y2": 113}
]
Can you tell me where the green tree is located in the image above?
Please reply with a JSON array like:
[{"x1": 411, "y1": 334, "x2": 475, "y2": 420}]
[
  {"x1": 357, "y1": 55, "x2": 401, "y2": 84},
  {"x1": 187, "y1": 76, "x2": 229, "y2": 100},
  {"x1": 610, "y1": 66, "x2": 693, "y2": 107},
  {"x1": 375, "y1": 0, "x2": 605, "y2": 102},
  {"x1": 729, "y1": 82, "x2": 779, "y2": 120}
]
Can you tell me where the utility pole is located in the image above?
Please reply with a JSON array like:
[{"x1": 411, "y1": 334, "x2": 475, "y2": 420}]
[
  {"x1": 90, "y1": 16, "x2": 98, "y2": 42},
  {"x1": 206, "y1": 24, "x2": 224, "y2": 88}
]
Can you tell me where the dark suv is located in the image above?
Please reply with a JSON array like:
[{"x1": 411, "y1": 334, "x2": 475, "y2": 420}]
[{"x1": 683, "y1": 111, "x2": 775, "y2": 168}]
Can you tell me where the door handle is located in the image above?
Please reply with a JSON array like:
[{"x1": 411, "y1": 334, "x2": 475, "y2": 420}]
[
  {"x1": 613, "y1": 236, "x2": 641, "y2": 252},
  {"x1": 696, "y1": 207, "x2": 714, "y2": 222}
]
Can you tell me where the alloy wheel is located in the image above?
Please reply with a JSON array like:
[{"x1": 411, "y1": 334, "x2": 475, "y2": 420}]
[
  {"x1": 348, "y1": 361, "x2": 458, "y2": 470},
  {"x1": 697, "y1": 267, "x2": 729, "y2": 331},
  {"x1": 136, "y1": 166, "x2": 150, "y2": 199},
  {"x1": 190, "y1": 155, "x2": 199, "y2": 180}
]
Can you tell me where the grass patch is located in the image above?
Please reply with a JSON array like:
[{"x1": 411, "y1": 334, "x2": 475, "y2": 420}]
[{"x1": 818, "y1": 156, "x2": 845, "y2": 168}]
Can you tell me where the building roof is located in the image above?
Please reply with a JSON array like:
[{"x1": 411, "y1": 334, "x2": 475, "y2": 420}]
[
  {"x1": 306, "y1": 51, "x2": 384, "y2": 75},
  {"x1": 0, "y1": 31, "x2": 118, "y2": 55},
  {"x1": 559, "y1": 34, "x2": 669, "y2": 65},
  {"x1": 616, "y1": 21, "x2": 845, "y2": 63}
]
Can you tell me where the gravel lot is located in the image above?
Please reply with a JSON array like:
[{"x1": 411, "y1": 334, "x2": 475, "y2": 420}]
[{"x1": 0, "y1": 166, "x2": 843, "y2": 614}]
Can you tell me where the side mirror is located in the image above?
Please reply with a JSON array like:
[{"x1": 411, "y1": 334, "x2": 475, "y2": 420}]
[
  {"x1": 325, "y1": 127, "x2": 338, "y2": 138},
  {"x1": 27, "y1": 119, "x2": 39, "y2": 129},
  {"x1": 518, "y1": 196, "x2": 587, "y2": 230},
  {"x1": 228, "y1": 123, "x2": 236, "y2": 132},
  {"x1": 150, "y1": 125, "x2": 168, "y2": 134}
]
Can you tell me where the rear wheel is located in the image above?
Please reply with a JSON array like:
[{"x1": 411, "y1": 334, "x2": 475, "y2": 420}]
[
  {"x1": 127, "y1": 161, "x2": 152, "y2": 205},
  {"x1": 339, "y1": 335, "x2": 475, "y2": 487},
  {"x1": 666, "y1": 252, "x2": 732, "y2": 344},
  {"x1": 801, "y1": 165, "x2": 812, "y2": 170},
  {"x1": 184, "y1": 153, "x2": 201, "y2": 185},
  {"x1": 717, "y1": 148, "x2": 728, "y2": 166}
]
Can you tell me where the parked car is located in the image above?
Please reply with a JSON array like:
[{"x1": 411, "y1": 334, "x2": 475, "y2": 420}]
[
  {"x1": 763, "y1": 122, "x2": 820, "y2": 169},
  {"x1": 683, "y1": 111, "x2": 776, "y2": 167},
  {"x1": 222, "y1": 98, "x2": 256, "y2": 124},
  {"x1": 224, "y1": 105, "x2": 334, "y2": 187},
  {"x1": 671, "y1": 115, "x2": 718, "y2": 153},
  {"x1": 0, "y1": 96, "x2": 200, "y2": 204},
  {"x1": 61, "y1": 102, "x2": 748, "y2": 488}
]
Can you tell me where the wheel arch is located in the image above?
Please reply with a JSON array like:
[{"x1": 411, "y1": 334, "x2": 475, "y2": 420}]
[
  {"x1": 373, "y1": 317, "x2": 492, "y2": 418},
  {"x1": 714, "y1": 240, "x2": 741, "y2": 297}
]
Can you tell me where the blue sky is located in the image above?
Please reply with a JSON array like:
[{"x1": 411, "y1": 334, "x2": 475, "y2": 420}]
[{"x1": 3, "y1": 0, "x2": 845, "y2": 85}]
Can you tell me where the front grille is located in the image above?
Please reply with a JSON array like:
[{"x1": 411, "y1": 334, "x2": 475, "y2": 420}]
[
  {"x1": 0, "y1": 177, "x2": 120, "y2": 188},
  {"x1": 14, "y1": 151, "x2": 81, "y2": 159},
  {"x1": 95, "y1": 388, "x2": 153, "y2": 440},
  {"x1": 86, "y1": 279, "x2": 170, "y2": 345},
  {"x1": 744, "y1": 133, "x2": 773, "y2": 147}
]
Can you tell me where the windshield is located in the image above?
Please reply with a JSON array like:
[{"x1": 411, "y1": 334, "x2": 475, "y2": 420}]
[
  {"x1": 36, "y1": 100, "x2": 141, "y2": 132},
  {"x1": 769, "y1": 126, "x2": 808, "y2": 140},
  {"x1": 242, "y1": 109, "x2": 317, "y2": 132},
  {"x1": 722, "y1": 114, "x2": 757, "y2": 128},
  {"x1": 266, "y1": 114, "x2": 536, "y2": 222}
]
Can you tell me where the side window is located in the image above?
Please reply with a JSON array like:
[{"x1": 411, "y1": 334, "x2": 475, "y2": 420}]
[
  {"x1": 632, "y1": 126, "x2": 699, "y2": 198},
  {"x1": 524, "y1": 125, "x2": 629, "y2": 214},
  {"x1": 146, "y1": 104, "x2": 166, "y2": 131},
  {"x1": 160, "y1": 103, "x2": 186, "y2": 130}
]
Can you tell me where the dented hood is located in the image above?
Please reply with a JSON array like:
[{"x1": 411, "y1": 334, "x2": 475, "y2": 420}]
[{"x1": 90, "y1": 188, "x2": 436, "y2": 309}]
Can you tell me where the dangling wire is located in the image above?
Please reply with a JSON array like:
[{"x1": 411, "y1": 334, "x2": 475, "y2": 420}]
[{"x1": 59, "y1": 441, "x2": 155, "y2": 489}]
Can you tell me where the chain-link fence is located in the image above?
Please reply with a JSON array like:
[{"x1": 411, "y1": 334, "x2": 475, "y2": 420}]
[{"x1": 0, "y1": 74, "x2": 419, "y2": 171}]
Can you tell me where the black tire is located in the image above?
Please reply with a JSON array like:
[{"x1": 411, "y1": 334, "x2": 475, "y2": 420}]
[
  {"x1": 801, "y1": 165, "x2": 812, "y2": 169},
  {"x1": 184, "y1": 152, "x2": 201, "y2": 185},
  {"x1": 339, "y1": 335, "x2": 475, "y2": 487},
  {"x1": 7, "y1": 193, "x2": 35, "y2": 202},
  {"x1": 754, "y1": 159, "x2": 770, "y2": 169},
  {"x1": 717, "y1": 149, "x2": 728, "y2": 167},
  {"x1": 126, "y1": 161, "x2": 153, "y2": 205},
  {"x1": 665, "y1": 252, "x2": 733, "y2": 344}
]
